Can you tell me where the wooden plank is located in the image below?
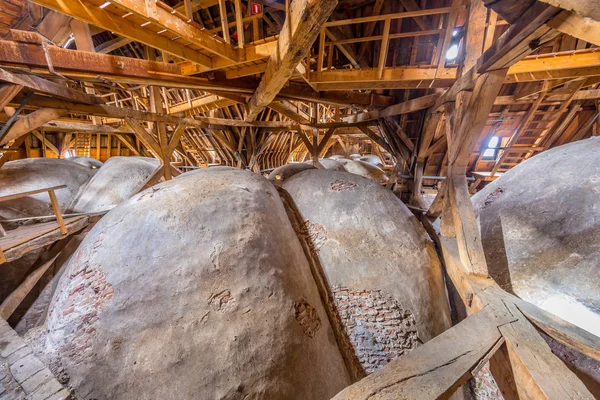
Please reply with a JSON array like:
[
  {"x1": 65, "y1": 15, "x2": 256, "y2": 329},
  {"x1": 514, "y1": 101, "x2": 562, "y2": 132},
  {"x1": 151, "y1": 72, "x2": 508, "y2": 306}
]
[
  {"x1": 0, "y1": 216, "x2": 84, "y2": 252},
  {"x1": 245, "y1": 0, "x2": 338, "y2": 121},
  {"x1": 332, "y1": 306, "x2": 515, "y2": 400},
  {"x1": 0, "y1": 185, "x2": 67, "y2": 202}
]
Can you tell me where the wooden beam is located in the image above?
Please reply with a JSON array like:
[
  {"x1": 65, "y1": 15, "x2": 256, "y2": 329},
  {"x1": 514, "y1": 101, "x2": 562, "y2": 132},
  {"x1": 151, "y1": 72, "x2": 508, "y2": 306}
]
[
  {"x1": 0, "y1": 84, "x2": 22, "y2": 109},
  {"x1": 546, "y1": 10, "x2": 600, "y2": 47},
  {"x1": 70, "y1": 19, "x2": 94, "y2": 52},
  {"x1": 106, "y1": 0, "x2": 239, "y2": 61},
  {"x1": 268, "y1": 101, "x2": 312, "y2": 125},
  {"x1": 358, "y1": 125, "x2": 393, "y2": 154},
  {"x1": 0, "y1": 108, "x2": 66, "y2": 146},
  {"x1": 0, "y1": 68, "x2": 101, "y2": 105},
  {"x1": 0, "y1": 251, "x2": 60, "y2": 319},
  {"x1": 95, "y1": 36, "x2": 133, "y2": 54},
  {"x1": 125, "y1": 117, "x2": 162, "y2": 158},
  {"x1": 14, "y1": 94, "x2": 297, "y2": 129},
  {"x1": 333, "y1": 306, "x2": 514, "y2": 400},
  {"x1": 168, "y1": 125, "x2": 187, "y2": 154},
  {"x1": 31, "y1": 130, "x2": 60, "y2": 156},
  {"x1": 343, "y1": 94, "x2": 440, "y2": 123},
  {"x1": 29, "y1": 0, "x2": 220, "y2": 67},
  {"x1": 244, "y1": 0, "x2": 338, "y2": 121}
]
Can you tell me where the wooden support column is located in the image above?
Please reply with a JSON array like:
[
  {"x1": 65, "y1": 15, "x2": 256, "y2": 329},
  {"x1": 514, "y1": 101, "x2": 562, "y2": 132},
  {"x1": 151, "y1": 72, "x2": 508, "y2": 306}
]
[
  {"x1": 48, "y1": 189, "x2": 67, "y2": 235},
  {"x1": 234, "y1": 0, "x2": 244, "y2": 48},
  {"x1": 218, "y1": 0, "x2": 231, "y2": 43},
  {"x1": 147, "y1": 47, "x2": 173, "y2": 180}
]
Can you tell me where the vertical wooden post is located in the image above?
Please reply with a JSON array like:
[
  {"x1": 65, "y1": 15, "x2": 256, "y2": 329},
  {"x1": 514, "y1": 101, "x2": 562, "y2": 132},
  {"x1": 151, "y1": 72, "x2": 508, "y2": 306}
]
[
  {"x1": 377, "y1": 18, "x2": 391, "y2": 79},
  {"x1": 312, "y1": 129, "x2": 319, "y2": 162},
  {"x1": 219, "y1": 0, "x2": 231, "y2": 43},
  {"x1": 184, "y1": 0, "x2": 193, "y2": 20},
  {"x1": 317, "y1": 28, "x2": 326, "y2": 77},
  {"x1": 234, "y1": 0, "x2": 244, "y2": 48},
  {"x1": 107, "y1": 133, "x2": 112, "y2": 159},
  {"x1": 48, "y1": 189, "x2": 67, "y2": 235}
]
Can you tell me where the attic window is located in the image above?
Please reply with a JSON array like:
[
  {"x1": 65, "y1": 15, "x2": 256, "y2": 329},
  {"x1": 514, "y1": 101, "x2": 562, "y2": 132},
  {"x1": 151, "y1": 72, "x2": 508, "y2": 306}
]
[{"x1": 482, "y1": 136, "x2": 500, "y2": 160}]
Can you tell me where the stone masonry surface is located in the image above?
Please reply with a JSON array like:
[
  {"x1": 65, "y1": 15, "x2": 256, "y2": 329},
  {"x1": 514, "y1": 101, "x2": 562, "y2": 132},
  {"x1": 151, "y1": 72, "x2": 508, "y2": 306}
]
[{"x1": 0, "y1": 318, "x2": 70, "y2": 400}]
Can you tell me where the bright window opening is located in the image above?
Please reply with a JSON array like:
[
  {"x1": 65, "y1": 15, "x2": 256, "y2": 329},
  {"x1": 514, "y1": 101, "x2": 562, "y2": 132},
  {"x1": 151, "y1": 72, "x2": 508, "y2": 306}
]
[{"x1": 482, "y1": 136, "x2": 500, "y2": 160}]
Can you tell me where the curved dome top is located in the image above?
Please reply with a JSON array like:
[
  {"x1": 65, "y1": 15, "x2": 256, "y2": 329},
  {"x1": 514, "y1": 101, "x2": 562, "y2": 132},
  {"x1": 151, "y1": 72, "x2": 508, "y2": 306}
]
[
  {"x1": 472, "y1": 137, "x2": 600, "y2": 336},
  {"x1": 71, "y1": 156, "x2": 160, "y2": 213},
  {"x1": 44, "y1": 167, "x2": 350, "y2": 399},
  {"x1": 283, "y1": 170, "x2": 451, "y2": 374},
  {"x1": 0, "y1": 158, "x2": 93, "y2": 219}
]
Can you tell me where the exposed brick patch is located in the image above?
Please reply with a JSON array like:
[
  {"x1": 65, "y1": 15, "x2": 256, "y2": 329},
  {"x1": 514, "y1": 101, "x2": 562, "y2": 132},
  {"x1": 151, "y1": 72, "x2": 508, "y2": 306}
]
[
  {"x1": 481, "y1": 187, "x2": 504, "y2": 210},
  {"x1": 297, "y1": 220, "x2": 327, "y2": 255},
  {"x1": 52, "y1": 261, "x2": 114, "y2": 367},
  {"x1": 332, "y1": 286, "x2": 418, "y2": 374},
  {"x1": 330, "y1": 179, "x2": 358, "y2": 192},
  {"x1": 471, "y1": 364, "x2": 503, "y2": 399},
  {"x1": 294, "y1": 299, "x2": 321, "y2": 338},
  {"x1": 208, "y1": 290, "x2": 236, "y2": 312}
]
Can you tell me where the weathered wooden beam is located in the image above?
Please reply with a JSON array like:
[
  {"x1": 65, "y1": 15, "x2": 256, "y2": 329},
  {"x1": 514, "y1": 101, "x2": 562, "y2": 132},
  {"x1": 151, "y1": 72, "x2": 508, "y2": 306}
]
[
  {"x1": 245, "y1": 0, "x2": 338, "y2": 121},
  {"x1": 34, "y1": 0, "x2": 239, "y2": 65},
  {"x1": 333, "y1": 306, "x2": 514, "y2": 400},
  {"x1": 29, "y1": 0, "x2": 215, "y2": 67},
  {"x1": 0, "y1": 68, "x2": 100, "y2": 105},
  {"x1": 0, "y1": 84, "x2": 22, "y2": 109},
  {"x1": 0, "y1": 249, "x2": 60, "y2": 318},
  {"x1": 13, "y1": 95, "x2": 297, "y2": 129},
  {"x1": 546, "y1": 10, "x2": 600, "y2": 46},
  {"x1": 0, "y1": 38, "x2": 396, "y2": 108},
  {"x1": 0, "y1": 108, "x2": 66, "y2": 146},
  {"x1": 95, "y1": 36, "x2": 133, "y2": 54},
  {"x1": 343, "y1": 94, "x2": 440, "y2": 123},
  {"x1": 125, "y1": 118, "x2": 162, "y2": 159},
  {"x1": 31, "y1": 130, "x2": 60, "y2": 156},
  {"x1": 268, "y1": 101, "x2": 312, "y2": 125},
  {"x1": 358, "y1": 125, "x2": 393, "y2": 154},
  {"x1": 485, "y1": 0, "x2": 598, "y2": 23}
]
